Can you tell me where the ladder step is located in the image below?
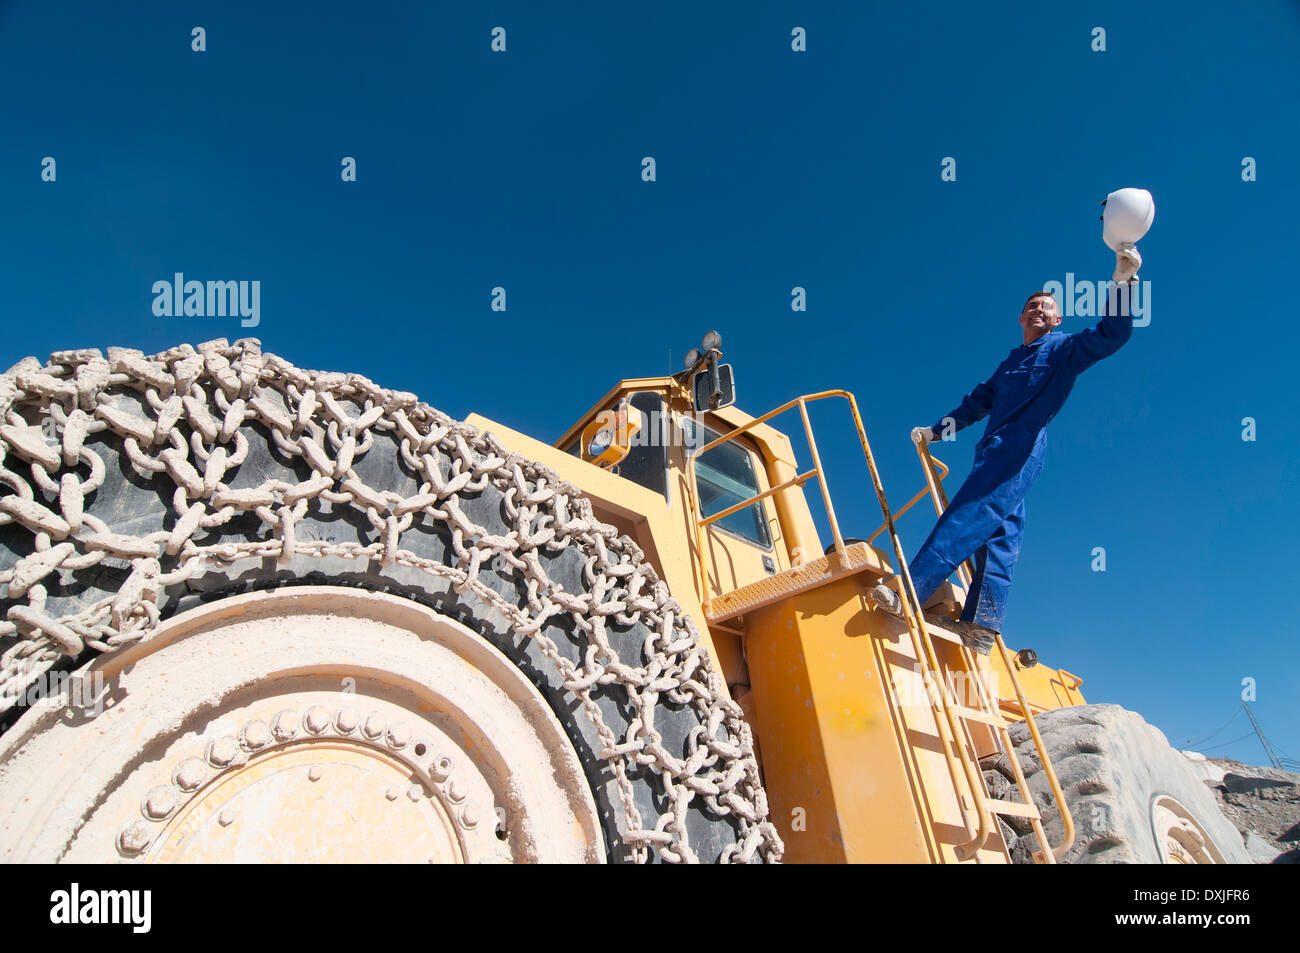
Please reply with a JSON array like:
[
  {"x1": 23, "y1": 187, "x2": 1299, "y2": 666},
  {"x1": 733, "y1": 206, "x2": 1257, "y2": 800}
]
[
  {"x1": 923, "y1": 621, "x2": 963, "y2": 646},
  {"x1": 705, "y1": 541, "x2": 888, "y2": 622},
  {"x1": 951, "y1": 705, "x2": 1003, "y2": 726},
  {"x1": 985, "y1": 798, "x2": 1041, "y2": 820}
]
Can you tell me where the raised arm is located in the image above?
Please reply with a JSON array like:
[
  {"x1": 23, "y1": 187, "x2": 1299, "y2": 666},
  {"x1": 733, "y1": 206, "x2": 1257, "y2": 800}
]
[{"x1": 1063, "y1": 278, "x2": 1136, "y2": 375}]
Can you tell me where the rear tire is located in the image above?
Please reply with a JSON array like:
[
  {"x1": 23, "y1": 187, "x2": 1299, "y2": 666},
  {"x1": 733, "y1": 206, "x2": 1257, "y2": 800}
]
[{"x1": 999, "y1": 704, "x2": 1249, "y2": 864}]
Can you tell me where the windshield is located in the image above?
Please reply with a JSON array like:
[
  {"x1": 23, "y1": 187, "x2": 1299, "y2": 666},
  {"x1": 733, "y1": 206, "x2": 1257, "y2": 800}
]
[{"x1": 683, "y1": 417, "x2": 773, "y2": 549}]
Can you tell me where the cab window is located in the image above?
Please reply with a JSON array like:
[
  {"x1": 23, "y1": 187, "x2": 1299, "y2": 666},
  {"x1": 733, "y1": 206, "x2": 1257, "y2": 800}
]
[{"x1": 682, "y1": 417, "x2": 773, "y2": 549}]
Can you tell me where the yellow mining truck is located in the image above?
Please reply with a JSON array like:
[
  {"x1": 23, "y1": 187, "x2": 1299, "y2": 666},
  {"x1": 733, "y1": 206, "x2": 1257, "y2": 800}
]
[{"x1": 0, "y1": 336, "x2": 1246, "y2": 864}]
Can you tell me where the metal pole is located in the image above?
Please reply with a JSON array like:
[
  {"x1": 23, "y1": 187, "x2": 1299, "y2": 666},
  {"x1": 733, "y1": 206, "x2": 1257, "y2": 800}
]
[{"x1": 798, "y1": 399, "x2": 846, "y2": 567}]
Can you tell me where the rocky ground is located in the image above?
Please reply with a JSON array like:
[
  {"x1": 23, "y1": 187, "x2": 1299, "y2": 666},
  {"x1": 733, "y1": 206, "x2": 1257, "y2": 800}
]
[{"x1": 1186, "y1": 755, "x2": 1300, "y2": 864}]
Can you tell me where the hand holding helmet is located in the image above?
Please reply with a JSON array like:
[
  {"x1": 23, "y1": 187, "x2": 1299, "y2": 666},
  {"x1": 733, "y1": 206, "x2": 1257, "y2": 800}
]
[{"x1": 1113, "y1": 243, "x2": 1142, "y2": 284}]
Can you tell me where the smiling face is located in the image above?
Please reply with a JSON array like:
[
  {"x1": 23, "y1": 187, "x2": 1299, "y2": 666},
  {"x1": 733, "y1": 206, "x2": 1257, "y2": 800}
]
[{"x1": 1019, "y1": 292, "x2": 1062, "y2": 345}]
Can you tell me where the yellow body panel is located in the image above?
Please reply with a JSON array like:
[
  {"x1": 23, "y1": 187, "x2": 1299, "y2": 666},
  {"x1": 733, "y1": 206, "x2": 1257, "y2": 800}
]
[
  {"x1": 745, "y1": 573, "x2": 1010, "y2": 863},
  {"x1": 991, "y1": 654, "x2": 1087, "y2": 714}
]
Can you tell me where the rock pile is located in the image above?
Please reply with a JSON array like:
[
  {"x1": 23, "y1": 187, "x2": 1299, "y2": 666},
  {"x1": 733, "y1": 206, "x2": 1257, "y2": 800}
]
[{"x1": 1188, "y1": 755, "x2": 1300, "y2": 864}]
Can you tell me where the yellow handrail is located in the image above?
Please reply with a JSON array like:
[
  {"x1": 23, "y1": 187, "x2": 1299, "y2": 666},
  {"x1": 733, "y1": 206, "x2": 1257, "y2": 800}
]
[
  {"x1": 866, "y1": 457, "x2": 950, "y2": 544},
  {"x1": 700, "y1": 469, "x2": 818, "y2": 528},
  {"x1": 686, "y1": 391, "x2": 856, "y2": 608}
]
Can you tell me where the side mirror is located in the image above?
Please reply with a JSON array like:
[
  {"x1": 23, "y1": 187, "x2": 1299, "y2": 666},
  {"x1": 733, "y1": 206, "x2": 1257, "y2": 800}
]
[{"x1": 692, "y1": 363, "x2": 735, "y2": 413}]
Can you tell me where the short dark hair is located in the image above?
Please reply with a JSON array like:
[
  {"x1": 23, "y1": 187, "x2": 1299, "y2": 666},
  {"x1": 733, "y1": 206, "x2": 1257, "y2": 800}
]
[{"x1": 1024, "y1": 291, "x2": 1058, "y2": 308}]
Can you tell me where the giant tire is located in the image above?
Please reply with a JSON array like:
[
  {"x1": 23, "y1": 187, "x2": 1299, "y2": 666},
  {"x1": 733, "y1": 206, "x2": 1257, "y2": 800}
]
[
  {"x1": 0, "y1": 341, "x2": 778, "y2": 863},
  {"x1": 993, "y1": 704, "x2": 1249, "y2": 864}
]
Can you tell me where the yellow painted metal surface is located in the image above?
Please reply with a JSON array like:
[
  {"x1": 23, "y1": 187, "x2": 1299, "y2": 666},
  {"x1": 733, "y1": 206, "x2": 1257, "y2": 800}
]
[
  {"x1": 991, "y1": 652, "x2": 1088, "y2": 714},
  {"x1": 744, "y1": 574, "x2": 1009, "y2": 864},
  {"x1": 705, "y1": 541, "x2": 889, "y2": 623},
  {"x1": 578, "y1": 400, "x2": 644, "y2": 468}
]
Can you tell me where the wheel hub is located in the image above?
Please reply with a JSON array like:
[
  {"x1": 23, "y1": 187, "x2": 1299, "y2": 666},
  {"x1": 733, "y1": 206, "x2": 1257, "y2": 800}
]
[
  {"x1": 0, "y1": 588, "x2": 606, "y2": 864},
  {"x1": 1151, "y1": 795, "x2": 1225, "y2": 864}
]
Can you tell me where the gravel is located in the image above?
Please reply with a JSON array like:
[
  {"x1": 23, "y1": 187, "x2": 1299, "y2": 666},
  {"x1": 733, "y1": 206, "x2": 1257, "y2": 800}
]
[{"x1": 1194, "y1": 757, "x2": 1300, "y2": 864}]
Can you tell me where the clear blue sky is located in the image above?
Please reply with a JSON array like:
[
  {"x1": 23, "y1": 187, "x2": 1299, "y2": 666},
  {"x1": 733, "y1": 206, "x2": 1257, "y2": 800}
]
[{"x1": 3, "y1": 1, "x2": 1297, "y2": 766}]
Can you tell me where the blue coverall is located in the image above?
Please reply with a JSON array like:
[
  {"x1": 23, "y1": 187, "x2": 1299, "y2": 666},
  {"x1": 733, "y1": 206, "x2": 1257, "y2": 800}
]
[{"x1": 907, "y1": 282, "x2": 1135, "y2": 632}]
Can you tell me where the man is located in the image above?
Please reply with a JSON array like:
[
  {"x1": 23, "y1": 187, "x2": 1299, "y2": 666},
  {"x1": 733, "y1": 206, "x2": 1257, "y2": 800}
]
[{"x1": 870, "y1": 244, "x2": 1142, "y2": 654}]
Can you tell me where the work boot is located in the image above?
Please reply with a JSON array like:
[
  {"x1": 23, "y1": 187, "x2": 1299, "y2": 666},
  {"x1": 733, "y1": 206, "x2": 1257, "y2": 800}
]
[
  {"x1": 941, "y1": 620, "x2": 997, "y2": 657},
  {"x1": 868, "y1": 584, "x2": 954, "y2": 631},
  {"x1": 867, "y1": 583, "x2": 904, "y2": 620}
]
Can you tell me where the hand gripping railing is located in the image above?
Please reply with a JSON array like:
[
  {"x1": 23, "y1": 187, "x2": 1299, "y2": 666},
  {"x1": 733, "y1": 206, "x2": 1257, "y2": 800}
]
[
  {"x1": 685, "y1": 391, "x2": 1028, "y2": 861},
  {"x1": 909, "y1": 440, "x2": 1077, "y2": 862}
]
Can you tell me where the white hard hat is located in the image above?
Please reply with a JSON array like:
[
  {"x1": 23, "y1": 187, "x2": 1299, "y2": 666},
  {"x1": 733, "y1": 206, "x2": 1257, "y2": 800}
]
[{"x1": 1102, "y1": 187, "x2": 1155, "y2": 251}]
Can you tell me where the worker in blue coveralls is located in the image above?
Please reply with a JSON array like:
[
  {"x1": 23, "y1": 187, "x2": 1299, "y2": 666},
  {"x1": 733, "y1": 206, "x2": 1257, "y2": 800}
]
[{"x1": 869, "y1": 243, "x2": 1143, "y2": 654}]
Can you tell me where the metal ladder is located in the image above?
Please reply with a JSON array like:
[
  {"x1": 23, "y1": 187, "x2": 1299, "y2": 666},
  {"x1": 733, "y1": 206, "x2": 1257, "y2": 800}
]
[{"x1": 886, "y1": 439, "x2": 1076, "y2": 862}]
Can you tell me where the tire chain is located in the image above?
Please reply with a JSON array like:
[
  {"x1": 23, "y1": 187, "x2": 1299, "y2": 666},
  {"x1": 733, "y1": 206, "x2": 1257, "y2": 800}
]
[{"x1": 0, "y1": 337, "x2": 783, "y2": 864}]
